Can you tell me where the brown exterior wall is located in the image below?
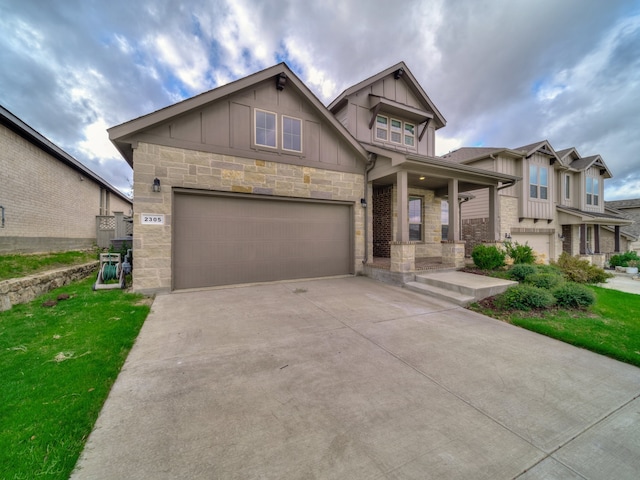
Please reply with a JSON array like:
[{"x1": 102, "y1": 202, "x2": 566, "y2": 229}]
[
  {"x1": 462, "y1": 218, "x2": 490, "y2": 257},
  {"x1": 0, "y1": 123, "x2": 131, "y2": 253},
  {"x1": 373, "y1": 186, "x2": 392, "y2": 257}
]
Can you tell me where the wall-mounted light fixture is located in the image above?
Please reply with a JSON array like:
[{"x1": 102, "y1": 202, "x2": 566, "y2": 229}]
[
  {"x1": 504, "y1": 233, "x2": 512, "y2": 240},
  {"x1": 360, "y1": 198, "x2": 367, "y2": 208},
  {"x1": 558, "y1": 233, "x2": 566, "y2": 241},
  {"x1": 152, "y1": 178, "x2": 161, "y2": 193},
  {"x1": 276, "y1": 72, "x2": 287, "y2": 91}
]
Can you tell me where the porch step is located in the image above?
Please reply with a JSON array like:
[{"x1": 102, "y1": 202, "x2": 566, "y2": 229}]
[
  {"x1": 405, "y1": 271, "x2": 517, "y2": 306},
  {"x1": 405, "y1": 281, "x2": 475, "y2": 306}
]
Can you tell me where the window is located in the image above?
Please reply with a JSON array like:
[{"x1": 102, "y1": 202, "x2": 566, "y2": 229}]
[
  {"x1": 586, "y1": 177, "x2": 599, "y2": 206},
  {"x1": 565, "y1": 174, "x2": 570, "y2": 200},
  {"x1": 529, "y1": 164, "x2": 548, "y2": 199},
  {"x1": 282, "y1": 116, "x2": 302, "y2": 152},
  {"x1": 404, "y1": 123, "x2": 415, "y2": 147},
  {"x1": 255, "y1": 109, "x2": 277, "y2": 148},
  {"x1": 390, "y1": 119, "x2": 402, "y2": 143},
  {"x1": 375, "y1": 115, "x2": 388, "y2": 141},
  {"x1": 409, "y1": 196, "x2": 422, "y2": 241}
]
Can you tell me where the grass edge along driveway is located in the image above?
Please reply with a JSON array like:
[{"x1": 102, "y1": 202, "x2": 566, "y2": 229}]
[
  {"x1": 0, "y1": 275, "x2": 151, "y2": 480},
  {"x1": 470, "y1": 285, "x2": 640, "y2": 368}
]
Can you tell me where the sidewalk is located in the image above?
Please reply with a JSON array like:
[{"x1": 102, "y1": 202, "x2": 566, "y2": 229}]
[{"x1": 598, "y1": 271, "x2": 640, "y2": 295}]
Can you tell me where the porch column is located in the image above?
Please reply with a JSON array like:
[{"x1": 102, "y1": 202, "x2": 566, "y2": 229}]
[
  {"x1": 396, "y1": 170, "x2": 409, "y2": 242},
  {"x1": 615, "y1": 226, "x2": 621, "y2": 252},
  {"x1": 488, "y1": 185, "x2": 499, "y2": 242},
  {"x1": 580, "y1": 224, "x2": 587, "y2": 254},
  {"x1": 594, "y1": 224, "x2": 600, "y2": 253},
  {"x1": 448, "y1": 178, "x2": 459, "y2": 241}
]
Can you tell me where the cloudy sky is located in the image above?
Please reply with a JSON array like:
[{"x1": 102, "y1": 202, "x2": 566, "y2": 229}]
[{"x1": 1, "y1": 0, "x2": 639, "y2": 199}]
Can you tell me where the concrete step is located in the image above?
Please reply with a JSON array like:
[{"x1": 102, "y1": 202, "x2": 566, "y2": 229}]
[
  {"x1": 410, "y1": 271, "x2": 518, "y2": 305},
  {"x1": 405, "y1": 281, "x2": 476, "y2": 306}
]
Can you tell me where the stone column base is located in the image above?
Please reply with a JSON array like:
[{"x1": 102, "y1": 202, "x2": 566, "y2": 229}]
[
  {"x1": 390, "y1": 242, "x2": 416, "y2": 273},
  {"x1": 442, "y1": 241, "x2": 466, "y2": 268}
]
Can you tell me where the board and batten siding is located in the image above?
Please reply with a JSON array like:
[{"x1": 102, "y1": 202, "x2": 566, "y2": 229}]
[
  {"x1": 521, "y1": 154, "x2": 554, "y2": 220},
  {"x1": 141, "y1": 80, "x2": 361, "y2": 174}
]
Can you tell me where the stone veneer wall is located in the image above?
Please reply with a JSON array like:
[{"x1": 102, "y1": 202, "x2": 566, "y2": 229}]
[
  {"x1": 132, "y1": 142, "x2": 365, "y2": 293},
  {"x1": 0, "y1": 262, "x2": 98, "y2": 311},
  {"x1": 390, "y1": 186, "x2": 442, "y2": 258}
]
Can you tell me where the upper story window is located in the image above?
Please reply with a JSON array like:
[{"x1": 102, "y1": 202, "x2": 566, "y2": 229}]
[
  {"x1": 282, "y1": 116, "x2": 302, "y2": 152},
  {"x1": 404, "y1": 123, "x2": 415, "y2": 147},
  {"x1": 376, "y1": 115, "x2": 416, "y2": 148},
  {"x1": 255, "y1": 109, "x2": 277, "y2": 148},
  {"x1": 375, "y1": 115, "x2": 388, "y2": 141},
  {"x1": 586, "y1": 177, "x2": 599, "y2": 206},
  {"x1": 564, "y1": 174, "x2": 570, "y2": 200},
  {"x1": 529, "y1": 164, "x2": 548, "y2": 200}
]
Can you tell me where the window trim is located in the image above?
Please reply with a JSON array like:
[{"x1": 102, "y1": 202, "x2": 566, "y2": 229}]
[
  {"x1": 529, "y1": 164, "x2": 548, "y2": 200},
  {"x1": 390, "y1": 118, "x2": 403, "y2": 144},
  {"x1": 375, "y1": 115, "x2": 388, "y2": 141},
  {"x1": 586, "y1": 176, "x2": 599, "y2": 206},
  {"x1": 281, "y1": 115, "x2": 303, "y2": 153},
  {"x1": 564, "y1": 174, "x2": 570, "y2": 200},
  {"x1": 254, "y1": 108, "x2": 277, "y2": 149},
  {"x1": 409, "y1": 195, "x2": 423, "y2": 242},
  {"x1": 404, "y1": 122, "x2": 415, "y2": 147}
]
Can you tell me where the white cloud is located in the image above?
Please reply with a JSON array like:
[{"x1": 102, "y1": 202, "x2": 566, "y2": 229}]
[
  {"x1": 78, "y1": 118, "x2": 120, "y2": 161},
  {"x1": 435, "y1": 135, "x2": 465, "y2": 156}
]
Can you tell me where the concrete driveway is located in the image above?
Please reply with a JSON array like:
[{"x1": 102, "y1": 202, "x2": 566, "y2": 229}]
[{"x1": 72, "y1": 276, "x2": 640, "y2": 479}]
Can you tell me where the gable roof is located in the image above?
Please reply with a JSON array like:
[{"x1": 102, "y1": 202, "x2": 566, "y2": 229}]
[
  {"x1": 109, "y1": 63, "x2": 369, "y2": 166},
  {"x1": 513, "y1": 140, "x2": 561, "y2": 163},
  {"x1": 0, "y1": 105, "x2": 131, "y2": 204},
  {"x1": 440, "y1": 147, "x2": 524, "y2": 164},
  {"x1": 569, "y1": 154, "x2": 612, "y2": 178},
  {"x1": 607, "y1": 198, "x2": 640, "y2": 209},
  {"x1": 327, "y1": 62, "x2": 446, "y2": 129}
]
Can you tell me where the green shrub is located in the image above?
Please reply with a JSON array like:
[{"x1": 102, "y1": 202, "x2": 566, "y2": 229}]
[
  {"x1": 472, "y1": 244, "x2": 506, "y2": 270},
  {"x1": 609, "y1": 251, "x2": 640, "y2": 268},
  {"x1": 504, "y1": 241, "x2": 536, "y2": 264},
  {"x1": 526, "y1": 273, "x2": 563, "y2": 290},
  {"x1": 508, "y1": 264, "x2": 537, "y2": 282},
  {"x1": 496, "y1": 284, "x2": 556, "y2": 311},
  {"x1": 534, "y1": 264, "x2": 562, "y2": 275},
  {"x1": 553, "y1": 282, "x2": 596, "y2": 308},
  {"x1": 553, "y1": 252, "x2": 613, "y2": 284}
]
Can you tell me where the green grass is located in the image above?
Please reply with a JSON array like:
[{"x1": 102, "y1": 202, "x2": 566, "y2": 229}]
[
  {"x1": 0, "y1": 275, "x2": 151, "y2": 479},
  {"x1": 470, "y1": 286, "x2": 640, "y2": 367},
  {"x1": 0, "y1": 251, "x2": 98, "y2": 281}
]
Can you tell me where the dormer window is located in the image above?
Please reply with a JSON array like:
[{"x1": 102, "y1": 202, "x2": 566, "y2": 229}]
[
  {"x1": 586, "y1": 177, "x2": 599, "y2": 206},
  {"x1": 375, "y1": 115, "x2": 388, "y2": 141}
]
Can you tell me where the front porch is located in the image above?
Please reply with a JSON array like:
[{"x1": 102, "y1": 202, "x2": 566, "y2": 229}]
[{"x1": 368, "y1": 255, "x2": 456, "y2": 272}]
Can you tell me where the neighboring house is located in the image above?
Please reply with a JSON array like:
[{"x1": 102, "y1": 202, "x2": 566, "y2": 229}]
[
  {"x1": 605, "y1": 199, "x2": 640, "y2": 253},
  {"x1": 443, "y1": 141, "x2": 632, "y2": 264},
  {"x1": 0, "y1": 106, "x2": 132, "y2": 254},
  {"x1": 109, "y1": 62, "x2": 518, "y2": 293}
]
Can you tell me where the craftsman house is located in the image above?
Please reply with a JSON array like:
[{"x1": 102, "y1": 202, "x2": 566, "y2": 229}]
[
  {"x1": 0, "y1": 106, "x2": 132, "y2": 254},
  {"x1": 110, "y1": 62, "x2": 517, "y2": 293},
  {"x1": 442, "y1": 141, "x2": 633, "y2": 264}
]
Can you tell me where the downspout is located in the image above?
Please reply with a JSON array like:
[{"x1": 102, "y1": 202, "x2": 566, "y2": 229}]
[
  {"x1": 362, "y1": 153, "x2": 377, "y2": 264},
  {"x1": 0, "y1": 205, "x2": 4, "y2": 228}
]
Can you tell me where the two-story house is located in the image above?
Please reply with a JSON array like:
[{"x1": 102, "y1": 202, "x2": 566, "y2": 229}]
[
  {"x1": 443, "y1": 141, "x2": 632, "y2": 264},
  {"x1": 109, "y1": 62, "x2": 517, "y2": 293}
]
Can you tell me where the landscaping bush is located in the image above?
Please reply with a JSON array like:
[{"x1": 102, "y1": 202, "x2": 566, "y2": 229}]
[
  {"x1": 553, "y1": 282, "x2": 596, "y2": 308},
  {"x1": 508, "y1": 264, "x2": 537, "y2": 282},
  {"x1": 504, "y1": 241, "x2": 536, "y2": 264},
  {"x1": 535, "y1": 264, "x2": 562, "y2": 275},
  {"x1": 609, "y1": 251, "x2": 640, "y2": 268},
  {"x1": 496, "y1": 284, "x2": 556, "y2": 311},
  {"x1": 553, "y1": 252, "x2": 613, "y2": 284},
  {"x1": 526, "y1": 272, "x2": 563, "y2": 290},
  {"x1": 472, "y1": 244, "x2": 506, "y2": 270}
]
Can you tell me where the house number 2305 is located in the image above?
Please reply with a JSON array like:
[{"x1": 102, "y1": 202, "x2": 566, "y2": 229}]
[{"x1": 141, "y1": 214, "x2": 165, "y2": 225}]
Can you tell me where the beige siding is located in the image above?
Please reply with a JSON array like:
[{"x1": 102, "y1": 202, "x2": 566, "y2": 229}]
[
  {"x1": 522, "y1": 154, "x2": 554, "y2": 220},
  {"x1": 0, "y1": 123, "x2": 130, "y2": 253},
  {"x1": 583, "y1": 166, "x2": 605, "y2": 213},
  {"x1": 461, "y1": 188, "x2": 489, "y2": 220}
]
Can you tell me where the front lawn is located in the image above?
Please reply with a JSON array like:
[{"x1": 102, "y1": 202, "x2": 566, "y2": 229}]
[
  {"x1": 470, "y1": 286, "x2": 640, "y2": 367},
  {"x1": 0, "y1": 251, "x2": 98, "y2": 281},
  {"x1": 0, "y1": 276, "x2": 151, "y2": 479}
]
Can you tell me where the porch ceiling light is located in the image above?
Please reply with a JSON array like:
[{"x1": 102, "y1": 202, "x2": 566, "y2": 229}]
[{"x1": 419, "y1": 176, "x2": 425, "y2": 180}]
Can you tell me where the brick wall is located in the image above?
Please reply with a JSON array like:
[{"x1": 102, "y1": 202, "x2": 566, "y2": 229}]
[
  {"x1": 132, "y1": 142, "x2": 365, "y2": 293},
  {"x1": 0, "y1": 124, "x2": 131, "y2": 253},
  {"x1": 373, "y1": 186, "x2": 392, "y2": 257},
  {"x1": 462, "y1": 218, "x2": 490, "y2": 257}
]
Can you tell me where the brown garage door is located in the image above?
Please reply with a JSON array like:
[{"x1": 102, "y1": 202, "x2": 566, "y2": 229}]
[{"x1": 173, "y1": 192, "x2": 353, "y2": 289}]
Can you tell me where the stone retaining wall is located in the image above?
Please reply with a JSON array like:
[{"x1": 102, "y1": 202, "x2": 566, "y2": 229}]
[{"x1": 0, "y1": 262, "x2": 98, "y2": 311}]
